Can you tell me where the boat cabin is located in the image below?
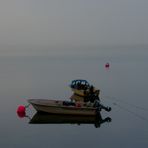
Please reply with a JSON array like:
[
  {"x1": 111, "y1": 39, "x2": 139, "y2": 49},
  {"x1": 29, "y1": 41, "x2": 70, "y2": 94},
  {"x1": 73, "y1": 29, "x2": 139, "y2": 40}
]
[{"x1": 70, "y1": 79, "x2": 101, "y2": 104}]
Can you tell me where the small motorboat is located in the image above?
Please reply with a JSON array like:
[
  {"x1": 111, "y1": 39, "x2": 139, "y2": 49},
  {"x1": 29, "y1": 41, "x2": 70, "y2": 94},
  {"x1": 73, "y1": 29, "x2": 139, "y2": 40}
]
[
  {"x1": 70, "y1": 79, "x2": 100, "y2": 97},
  {"x1": 28, "y1": 98, "x2": 111, "y2": 116},
  {"x1": 29, "y1": 112, "x2": 112, "y2": 128},
  {"x1": 28, "y1": 80, "x2": 111, "y2": 116}
]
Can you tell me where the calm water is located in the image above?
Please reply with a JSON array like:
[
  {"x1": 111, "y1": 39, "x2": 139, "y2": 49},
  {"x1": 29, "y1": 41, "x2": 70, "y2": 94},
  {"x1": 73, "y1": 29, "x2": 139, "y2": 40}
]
[{"x1": 0, "y1": 49, "x2": 148, "y2": 148}]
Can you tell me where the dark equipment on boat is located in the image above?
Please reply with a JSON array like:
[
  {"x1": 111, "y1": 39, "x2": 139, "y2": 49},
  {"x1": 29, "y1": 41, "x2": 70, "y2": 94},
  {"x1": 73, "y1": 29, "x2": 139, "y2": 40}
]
[{"x1": 63, "y1": 101, "x2": 75, "y2": 106}]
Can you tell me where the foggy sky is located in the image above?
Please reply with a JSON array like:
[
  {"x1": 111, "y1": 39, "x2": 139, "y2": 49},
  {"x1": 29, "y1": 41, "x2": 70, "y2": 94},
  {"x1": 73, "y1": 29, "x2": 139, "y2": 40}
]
[{"x1": 0, "y1": 0, "x2": 148, "y2": 56}]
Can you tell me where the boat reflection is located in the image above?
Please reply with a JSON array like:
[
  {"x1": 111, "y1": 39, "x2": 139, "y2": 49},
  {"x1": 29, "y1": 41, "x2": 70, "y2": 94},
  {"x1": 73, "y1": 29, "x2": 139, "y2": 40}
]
[{"x1": 29, "y1": 112, "x2": 111, "y2": 128}]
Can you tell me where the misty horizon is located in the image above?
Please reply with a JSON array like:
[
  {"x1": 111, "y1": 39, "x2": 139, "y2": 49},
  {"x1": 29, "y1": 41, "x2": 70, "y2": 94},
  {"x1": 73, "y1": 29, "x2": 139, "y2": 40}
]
[{"x1": 0, "y1": 0, "x2": 148, "y2": 56}]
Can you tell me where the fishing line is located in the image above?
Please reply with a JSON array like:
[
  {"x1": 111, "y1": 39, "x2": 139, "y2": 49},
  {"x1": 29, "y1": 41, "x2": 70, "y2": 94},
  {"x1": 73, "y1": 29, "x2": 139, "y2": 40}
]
[
  {"x1": 113, "y1": 102, "x2": 148, "y2": 122},
  {"x1": 102, "y1": 96, "x2": 148, "y2": 122},
  {"x1": 103, "y1": 95, "x2": 148, "y2": 112}
]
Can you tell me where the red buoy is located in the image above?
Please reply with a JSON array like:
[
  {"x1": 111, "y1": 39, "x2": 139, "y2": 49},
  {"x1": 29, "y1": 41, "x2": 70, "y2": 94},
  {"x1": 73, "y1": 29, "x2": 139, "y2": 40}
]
[
  {"x1": 17, "y1": 110, "x2": 26, "y2": 118},
  {"x1": 105, "y1": 63, "x2": 110, "y2": 68},
  {"x1": 16, "y1": 105, "x2": 26, "y2": 118}
]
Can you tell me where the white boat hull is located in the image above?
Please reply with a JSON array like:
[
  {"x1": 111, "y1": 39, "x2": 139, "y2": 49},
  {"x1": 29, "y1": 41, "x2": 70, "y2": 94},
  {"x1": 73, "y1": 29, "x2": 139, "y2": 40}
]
[{"x1": 28, "y1": 99, "x2": 96, "y2": 116}]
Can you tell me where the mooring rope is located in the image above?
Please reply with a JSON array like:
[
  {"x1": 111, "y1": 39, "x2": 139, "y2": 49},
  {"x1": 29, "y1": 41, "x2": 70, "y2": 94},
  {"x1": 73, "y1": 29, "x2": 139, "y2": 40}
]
[{"x1": 25, "y1": 103, "x2": 31, "y2": 108}]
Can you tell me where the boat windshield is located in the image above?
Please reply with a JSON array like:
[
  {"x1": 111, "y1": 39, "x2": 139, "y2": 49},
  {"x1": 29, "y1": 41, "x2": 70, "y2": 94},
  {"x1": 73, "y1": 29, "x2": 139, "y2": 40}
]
[{"x1": 70, "y1": 79, "x2": 90, "y2": 90}]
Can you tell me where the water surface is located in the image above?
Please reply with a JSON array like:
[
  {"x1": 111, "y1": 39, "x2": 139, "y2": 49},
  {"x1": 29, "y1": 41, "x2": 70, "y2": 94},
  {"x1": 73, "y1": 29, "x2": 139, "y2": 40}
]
[{"x1": 0, "y1": 49, "x2": 148, "y2": 148}]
